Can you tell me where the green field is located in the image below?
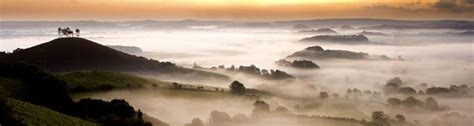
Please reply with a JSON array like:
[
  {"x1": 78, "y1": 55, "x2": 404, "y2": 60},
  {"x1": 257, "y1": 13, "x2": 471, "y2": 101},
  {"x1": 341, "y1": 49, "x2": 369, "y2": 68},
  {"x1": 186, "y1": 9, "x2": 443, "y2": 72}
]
[
  {"x1": 2, "y1": 96, "x2": 98, "y2": 126},
  {"x1": 58, "y1": 70, "x2": 231, "y2": 92},
  {"x1": 58, "y1": 70, "x2": 170, "y2": 91}
]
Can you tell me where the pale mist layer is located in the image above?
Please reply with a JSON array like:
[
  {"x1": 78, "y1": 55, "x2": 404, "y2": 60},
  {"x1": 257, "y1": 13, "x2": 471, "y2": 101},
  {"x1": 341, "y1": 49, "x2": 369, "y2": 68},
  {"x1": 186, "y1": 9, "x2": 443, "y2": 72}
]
[{"x1": 2, "y1": 25, "x2": 473, "y2": 126}]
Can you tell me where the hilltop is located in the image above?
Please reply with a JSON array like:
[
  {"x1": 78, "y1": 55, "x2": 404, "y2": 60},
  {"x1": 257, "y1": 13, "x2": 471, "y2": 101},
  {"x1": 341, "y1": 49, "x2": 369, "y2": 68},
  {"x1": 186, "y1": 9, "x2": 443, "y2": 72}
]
[
  {"x1": 300, "y1": 35, "x2": 369, "y2": 44},
  {"x1": 297, "y1": 28, "x2": 338, "y2": 34},
  {"x1": 1, "y1": 37, "x2": 230, "y2": 81},
  {"x1": 286, "y1": 46, "x2": 391, "y2": 60}
]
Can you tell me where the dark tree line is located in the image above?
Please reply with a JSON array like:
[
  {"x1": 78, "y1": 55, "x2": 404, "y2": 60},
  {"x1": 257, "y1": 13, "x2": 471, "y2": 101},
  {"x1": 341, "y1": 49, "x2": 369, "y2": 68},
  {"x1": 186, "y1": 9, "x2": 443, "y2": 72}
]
[
  {"x1": 387, "y1": 96, "x2": 444, "y2": 110},
  {"x1": 71, "y1": 98, "x2": 152, "y2": 126},
  {"x1": 382, "y1": 77, "x2": 472, "y2": 97},
  {"x1": 275, "y1": 59, "x2": 320, "y2": 69},
  {"x1": 201, "y1": 64, "x2": 295, "y2": 80}
]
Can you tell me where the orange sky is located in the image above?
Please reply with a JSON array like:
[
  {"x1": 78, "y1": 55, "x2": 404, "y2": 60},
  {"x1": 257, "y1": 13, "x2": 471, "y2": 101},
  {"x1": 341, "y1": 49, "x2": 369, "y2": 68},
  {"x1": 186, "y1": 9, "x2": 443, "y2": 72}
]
[{"x1": 1, "y1": 0, "x2": 473, "y2": 21}]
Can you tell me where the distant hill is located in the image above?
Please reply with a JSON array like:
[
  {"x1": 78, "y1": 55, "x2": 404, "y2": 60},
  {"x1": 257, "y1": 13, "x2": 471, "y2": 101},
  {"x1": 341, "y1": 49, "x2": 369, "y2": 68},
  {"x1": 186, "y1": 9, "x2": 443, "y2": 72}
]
[
  {"x1": 276, "y1": 18, "x2": 474, "y2": 29},
  {"x1": 359, "y1": 31, "x2": 390, "y2": 36},
  {"x1": 106, "y1": 45, "x2": 143, "y2": 54},
  {"x1": 340, "y1": 25, "x2": 355, "y2": 30},
  {"x1": 300, "y1": 35, "x2": 369, "y2": 44},
  {"x1": 297, "y1": 28, "x2": 338, "y2": 34},
  {"x1": 1, "y1": 38, "x2": 230, "y2": 81},
  {"x1": 458, "y1": 31, "x2": 474, "y2": 36},
  {"x1": 292, "y1": 24, "x2": 310, "y2": 29},
  {"x1": 286, "y1": 46, "x2": 391, "y2": 60}
]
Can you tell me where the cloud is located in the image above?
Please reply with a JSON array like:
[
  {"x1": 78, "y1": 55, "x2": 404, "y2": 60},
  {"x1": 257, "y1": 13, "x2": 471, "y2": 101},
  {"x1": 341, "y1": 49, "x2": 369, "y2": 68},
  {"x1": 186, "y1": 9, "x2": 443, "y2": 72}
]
[{"x1": 432, "y1": 0, "x2": 474, "y2": 12}]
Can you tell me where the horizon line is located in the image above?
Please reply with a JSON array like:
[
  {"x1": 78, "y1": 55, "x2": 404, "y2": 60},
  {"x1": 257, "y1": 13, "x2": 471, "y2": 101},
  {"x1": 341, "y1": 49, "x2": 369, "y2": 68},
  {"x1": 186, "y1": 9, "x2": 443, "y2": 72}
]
[{"x1": 1, "y1": 18, "x2": 474, "y2": 22}]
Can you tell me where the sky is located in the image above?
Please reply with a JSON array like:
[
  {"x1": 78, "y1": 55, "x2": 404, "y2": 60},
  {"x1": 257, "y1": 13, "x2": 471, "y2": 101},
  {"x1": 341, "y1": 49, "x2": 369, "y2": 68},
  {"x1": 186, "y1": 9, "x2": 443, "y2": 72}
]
[{"x1": 1, "y1": 0, "x2": 473, "y2": 21}]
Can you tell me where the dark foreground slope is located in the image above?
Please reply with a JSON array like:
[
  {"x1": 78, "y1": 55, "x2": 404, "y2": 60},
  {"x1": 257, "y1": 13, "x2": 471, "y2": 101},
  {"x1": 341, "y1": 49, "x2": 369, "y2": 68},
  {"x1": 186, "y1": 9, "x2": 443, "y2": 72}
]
[
  {"x1": 0, "y1": 96, "x2": 98, "y2": 126},
  {"x1": 0, "y1": 62, "x2": 168, "y2": 126},
  {"x1": 1, "y1": 38, "x2": 229, "y2": 81}
]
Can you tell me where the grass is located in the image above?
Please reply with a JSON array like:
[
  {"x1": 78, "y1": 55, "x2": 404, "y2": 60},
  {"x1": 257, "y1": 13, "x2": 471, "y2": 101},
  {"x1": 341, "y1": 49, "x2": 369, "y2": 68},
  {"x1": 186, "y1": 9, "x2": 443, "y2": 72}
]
[
  {"x1": 59, "y1": 70, "x2": 235, "y2": 92},
  {"x1": 0, "y1": 77, "x2": 25, "y2": 97},
  {"x1": 58, "y1": 70, "x2": 170, "y2": 91},
  {"x1": 2, "y1": 96, "x2": 98, "y2": 126},
  {"x1": 296, "y1": 99, "x2": 387, "y2": 120}
]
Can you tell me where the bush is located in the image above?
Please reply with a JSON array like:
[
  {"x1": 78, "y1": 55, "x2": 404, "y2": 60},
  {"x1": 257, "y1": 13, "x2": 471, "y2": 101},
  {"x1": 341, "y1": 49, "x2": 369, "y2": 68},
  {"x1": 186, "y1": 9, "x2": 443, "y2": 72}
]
[{"x1": 229, "y1": 81, "x2": 246, "y2": 95}]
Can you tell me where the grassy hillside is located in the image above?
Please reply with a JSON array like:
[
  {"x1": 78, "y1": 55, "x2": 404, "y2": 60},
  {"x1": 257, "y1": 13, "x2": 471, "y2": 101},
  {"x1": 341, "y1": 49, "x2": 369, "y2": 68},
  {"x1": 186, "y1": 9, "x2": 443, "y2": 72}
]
[
  {"x1": 59, "y1": 70, "x2": 170, "y2": 91},
  {"x1": 58, "y1": 70, "x2": 230, "y2": 93},
  {"x1": 0, "y1": 77, "x2": 24, "y2": 97},
  {"x1": 1, "y1": 96, "x2": 98, "y2": 126},
  {"x1": 1, "y1": 37, "x2": 230, "y2": 82}
]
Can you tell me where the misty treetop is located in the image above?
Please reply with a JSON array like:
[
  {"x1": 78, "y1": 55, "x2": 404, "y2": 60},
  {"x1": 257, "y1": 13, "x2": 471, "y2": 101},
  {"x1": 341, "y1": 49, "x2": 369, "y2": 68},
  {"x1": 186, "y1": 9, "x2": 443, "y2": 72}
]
[
  {"x1": 194, "y1": 64, "x2": 295, "y2": 80},
  {"x1": 275, "y1": 59, "x2": 320, "y2": 69}
]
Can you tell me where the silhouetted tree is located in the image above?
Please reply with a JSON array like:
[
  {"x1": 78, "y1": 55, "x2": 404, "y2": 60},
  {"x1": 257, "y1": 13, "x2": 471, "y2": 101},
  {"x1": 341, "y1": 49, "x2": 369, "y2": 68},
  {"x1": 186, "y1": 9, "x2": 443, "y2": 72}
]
[
  {"x1": 424, "y1": 97, "x2": 439, "y2": 110},
  {"x1": 401, "y1": 96, "x2": 423, "y2": 108},
  {"x1": 383, "y1": 83, "x2": 400, "y2": 95},
  {"x1": 275, "y1": 106, "x2": 290, "y2": 114},
  {"x1": 229, "y1": 80, "x2": 246, "y2": 95},
  {"x1": 319, "y1": 92, "x2": 329, "y2": 99},
  {"x1": 395, "y1": 114, "x2": 406, "y2": 123},
  {"x1": 387, "y1": 77, "x2": 402, "y2": 85},
  {"x1": 209, "y1": 111, "x2": 232, "y2": 125},
  {"x1": 398, "y1": 87, "x2": 417, "y2": 95},
  {"x1": 251, "y1": 100, "x2": 270, "y2": 118},
  {"x1": 371, "y1": 111, "x2": 390, "y2": 126},
  {"x1": 387, "y1": 98, "x2": 401, "y2": 107},
  {"x1": 185, "y1": 118, "x2": 204, "y2": 126}
]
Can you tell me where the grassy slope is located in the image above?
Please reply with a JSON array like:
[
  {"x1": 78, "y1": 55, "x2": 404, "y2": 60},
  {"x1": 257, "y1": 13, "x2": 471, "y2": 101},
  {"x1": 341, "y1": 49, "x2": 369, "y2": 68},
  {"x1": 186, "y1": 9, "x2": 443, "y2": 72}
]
[
  {"x1": 0, "y1": 77, "x2": 25, "y2": 97},
  {"x1": 3, "y1": 97, "x2": 98, "y2": 126},
  {"x1": 59, "y1": 70, "x2": 232, "y2": 93},
  {"x1": 59, "y1": 70, "x2": 170, "y2": 90}
]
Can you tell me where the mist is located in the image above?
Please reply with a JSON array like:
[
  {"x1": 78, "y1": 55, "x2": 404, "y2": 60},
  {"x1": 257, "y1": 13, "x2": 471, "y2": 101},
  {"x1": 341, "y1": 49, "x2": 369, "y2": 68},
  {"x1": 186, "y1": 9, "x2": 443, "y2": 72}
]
[{"x1": 1, "y1": 21, "x2": 473, "y2": 126}]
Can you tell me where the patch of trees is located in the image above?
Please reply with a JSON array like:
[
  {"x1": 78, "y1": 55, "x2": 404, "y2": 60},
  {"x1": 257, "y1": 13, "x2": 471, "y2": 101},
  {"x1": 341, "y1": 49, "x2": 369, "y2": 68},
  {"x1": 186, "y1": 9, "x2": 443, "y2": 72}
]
[
  {"x1": 0, "y1": 62, "x2": 73, "y2": 112},
  {"x1": 275, "y1": 59, "x2": 320, "y2": 69},
  {"x1": 185, "y1": 118, "x2": 204, "y2": 126},
  {"x1": 70, "y1": 98, "x2": 152, "y2": 126},
  {"x1": 346, "y1": 88, "x2": 382, "y2": 98},
  {"x1": 203, "y1": 64, "x2": 295, "y2": 80},
  {"x1": 383, "y1": 77, "x2": 472, "y2": 97},
  {"x1": 229, "y1": 80, "x2": 246, "y2": 95},
  {"x1": 387, "y1": 96, "x2": 446, "y2": 110},
  {"x1": 363, "y1": 111, "x2": 416, "y2": 126},
  {"x1": 383, "y1": 77, "x2": 417, "y2": 95},
  {"x1": 319, "y1": 92, "x2": 329, "y2": 99},
  {"x1": 425, "y1": 85, "x2": 472, "y2": 97}
]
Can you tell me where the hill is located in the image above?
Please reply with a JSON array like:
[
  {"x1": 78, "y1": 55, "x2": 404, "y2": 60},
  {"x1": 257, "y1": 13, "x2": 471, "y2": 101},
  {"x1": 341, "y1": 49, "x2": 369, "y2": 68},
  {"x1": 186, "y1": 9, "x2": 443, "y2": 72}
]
[
  {"x1": 359, "y1": 31, "x2": 390, "y2": 36},
  {"x1": 1, "y1": 37, "x2": 230, "y2": 81},
  {"x1": 298, "y1": 28, "x2": 338, "y2": 34},
  {"x1": 300, "y1": 35, "x2": 369, "y2": 44},
  {"x1": 1, "y1": 96, "x2": 98, "y2": 126},
  {"x1": 59, "y1": 70, "x2": 170, "y2": 92},
  {"x1": 286, "y1": 46, "x2": 391, "y2": 60},
  {"x1": 106, "y1": 45, "x2": 143, "y2": 54}
]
